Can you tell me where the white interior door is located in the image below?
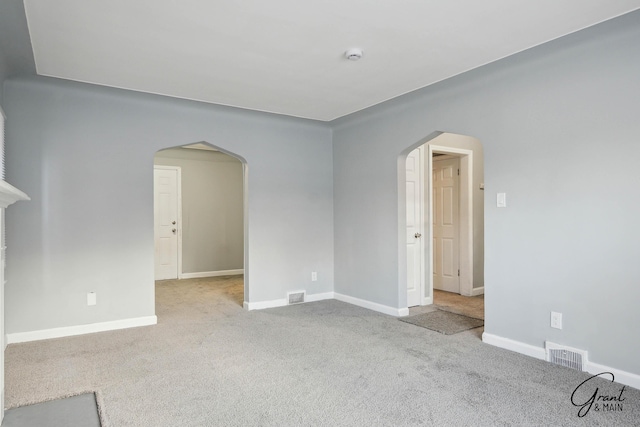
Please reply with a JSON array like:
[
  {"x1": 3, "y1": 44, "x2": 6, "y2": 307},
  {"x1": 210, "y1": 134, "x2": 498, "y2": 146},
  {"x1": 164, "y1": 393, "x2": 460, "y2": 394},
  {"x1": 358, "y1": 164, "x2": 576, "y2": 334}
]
[
  {"x1": 154, "y1": 166, "x2": 180, "y2": 280},
  {"x1": 406, "y1": 147, "x2": 424, "y2": 307},
  {"x1": 433, "y1": 157, "x2": 460, "y2": 293}
]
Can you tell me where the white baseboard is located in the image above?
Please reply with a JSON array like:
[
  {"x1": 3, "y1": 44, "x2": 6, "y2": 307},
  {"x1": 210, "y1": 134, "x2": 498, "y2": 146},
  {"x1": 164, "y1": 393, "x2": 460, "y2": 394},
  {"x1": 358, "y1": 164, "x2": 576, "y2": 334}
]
[
  {"x1": 482, "y1": 332, "x2": 640, "y2": 390},
  {"x1": 585, "y1": 360, "x2": 640, "y2": 390},
  {"x1": 244, "y1": 292, "x2": 408, "y2": 317},
  {"x1": 6, "y1": 316, "x2": 158, "y2": 344},
  {"x1": 243, "y1": 298, "x2": 287, "y2": 310},
  {"x1": 306, "y1": 292, "x2": 335, "y2": 302},
  {"x1": 482, "y1": 332, "x2": 546, "y2": 360},
  {"x1": 181, "y1": 269, "x2": 243, "y2": 279},
  {"x1": 470, "y1": 286, "x2": 485, "y2": 296},
  {"x1": 243, "y1": 292, "x2": 334, "y2": 311},
  {"x1": 334, "y1": 292, "x2": 408, "y2": 317}
]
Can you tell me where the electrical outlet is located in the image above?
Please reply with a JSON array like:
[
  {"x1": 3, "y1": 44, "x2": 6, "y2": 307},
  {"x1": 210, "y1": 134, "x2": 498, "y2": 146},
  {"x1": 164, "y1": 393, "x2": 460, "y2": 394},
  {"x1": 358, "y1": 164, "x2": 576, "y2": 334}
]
[
  {"x1": 87, "y1": 292, "x2": 97, "y2": 306},
  {"x1": 311, "y1": 271, "x2": 318, "y2": 282},
  {"x1": 551, "y1": 311, "x2": 562, "y2": 329}
]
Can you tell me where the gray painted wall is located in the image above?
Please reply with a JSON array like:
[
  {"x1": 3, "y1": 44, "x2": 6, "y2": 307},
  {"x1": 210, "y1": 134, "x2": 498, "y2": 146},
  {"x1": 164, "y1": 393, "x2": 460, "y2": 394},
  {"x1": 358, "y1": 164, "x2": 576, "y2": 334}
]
[
  {"x1": 333, "y1": 11, "x2": 640, "y2": 374},
  {"x1": 4, "y1": 76, "x2": 334, "y2": 333},
  {"x1": 0, "y1": 44, "x2": 7, "y2": 106},
  {"x1": 154, "y1": 148, "x2": 244, "y2": 273}
]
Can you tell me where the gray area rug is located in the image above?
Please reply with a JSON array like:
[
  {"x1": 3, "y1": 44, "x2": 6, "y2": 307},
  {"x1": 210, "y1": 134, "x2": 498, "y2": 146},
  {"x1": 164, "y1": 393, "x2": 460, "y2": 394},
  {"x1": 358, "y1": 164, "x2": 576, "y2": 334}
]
[
  {"x1": 3, "y1": 392, "x2": 101, "y2": 427},
  {"x1": 399, "y1": 309, "x2": 484, "y2": 334}
]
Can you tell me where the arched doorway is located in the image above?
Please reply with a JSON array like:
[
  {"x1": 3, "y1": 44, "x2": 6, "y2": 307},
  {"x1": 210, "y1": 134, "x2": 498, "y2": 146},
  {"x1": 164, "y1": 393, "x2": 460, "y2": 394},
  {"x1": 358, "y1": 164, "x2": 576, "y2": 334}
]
[
  {"x1": 153, "y1": 141, "x2": 249, "y2": 306},
  {"x1": 402, "y1": 132, "x2": 484, "y2": 315}
]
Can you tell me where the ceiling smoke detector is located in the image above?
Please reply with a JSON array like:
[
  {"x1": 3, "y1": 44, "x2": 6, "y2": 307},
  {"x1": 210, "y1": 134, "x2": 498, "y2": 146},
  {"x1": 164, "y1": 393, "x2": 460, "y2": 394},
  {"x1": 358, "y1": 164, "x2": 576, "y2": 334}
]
[{"x1": 345, "y1": 48, "x2": 363, "y2": 61}]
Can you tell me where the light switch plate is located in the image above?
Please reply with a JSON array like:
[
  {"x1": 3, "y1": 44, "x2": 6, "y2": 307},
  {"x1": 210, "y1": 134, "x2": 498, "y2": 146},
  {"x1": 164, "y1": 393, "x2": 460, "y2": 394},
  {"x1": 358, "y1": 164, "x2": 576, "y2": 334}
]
[{"x1": 497, "y1": 192, "x2": 507, "y2": 207}]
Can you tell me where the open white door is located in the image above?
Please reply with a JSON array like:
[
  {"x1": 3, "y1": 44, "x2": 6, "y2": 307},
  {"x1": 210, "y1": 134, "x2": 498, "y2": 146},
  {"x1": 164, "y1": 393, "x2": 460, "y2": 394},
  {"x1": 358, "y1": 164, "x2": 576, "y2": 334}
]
[
  {"x1": 432, "y1": 157, "x2": 460, "y2": 293},
  {"x1": 406, "y1": 146, "x2": 424, "y2": 307},
  {"x1": 154, "y1": 166, "x2": 181, "y2": 280}
]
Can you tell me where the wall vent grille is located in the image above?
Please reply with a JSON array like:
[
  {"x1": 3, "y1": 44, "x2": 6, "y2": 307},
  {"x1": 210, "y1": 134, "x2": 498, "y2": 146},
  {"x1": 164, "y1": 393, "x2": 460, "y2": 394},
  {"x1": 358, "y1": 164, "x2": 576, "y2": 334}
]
[
  {"x1": 288, "y1": 291, "x2": 305, "y2": 305},
  {"x1": 545, "y1": 342, "x2": 587, "y2": 371}
]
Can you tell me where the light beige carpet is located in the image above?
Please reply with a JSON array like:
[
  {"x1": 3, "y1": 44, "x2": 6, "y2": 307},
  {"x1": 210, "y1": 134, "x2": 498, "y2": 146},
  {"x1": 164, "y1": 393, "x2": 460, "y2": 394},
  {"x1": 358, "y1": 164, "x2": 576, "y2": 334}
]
[{"x1": 5, "y1": 277, "x2": 639, "y2": 426}]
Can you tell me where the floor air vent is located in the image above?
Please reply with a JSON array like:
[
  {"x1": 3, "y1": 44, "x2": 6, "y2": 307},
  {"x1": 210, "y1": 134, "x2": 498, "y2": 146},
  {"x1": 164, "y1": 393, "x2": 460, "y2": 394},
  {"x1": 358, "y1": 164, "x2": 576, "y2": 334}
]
[
  {"x1": 545, "y1": 342, "x2": 587, "y2": 371},
  {"x1": 288, "y1": 291, "x2": 305, "y2": 305}
]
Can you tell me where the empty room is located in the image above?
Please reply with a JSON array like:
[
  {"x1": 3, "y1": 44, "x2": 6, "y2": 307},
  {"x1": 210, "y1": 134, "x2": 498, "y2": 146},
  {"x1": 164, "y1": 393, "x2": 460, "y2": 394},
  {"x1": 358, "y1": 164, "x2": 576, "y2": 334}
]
[{"x1": 0, "y1": 1, "x2": 639, "y2": 425}]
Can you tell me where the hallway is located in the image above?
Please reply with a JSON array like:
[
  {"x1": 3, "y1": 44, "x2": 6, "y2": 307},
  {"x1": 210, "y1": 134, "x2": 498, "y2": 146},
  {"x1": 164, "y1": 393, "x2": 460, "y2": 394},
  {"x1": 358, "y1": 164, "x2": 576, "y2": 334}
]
[{"x1": 409, "y1": 290, "x2": 484, "y2": 321}]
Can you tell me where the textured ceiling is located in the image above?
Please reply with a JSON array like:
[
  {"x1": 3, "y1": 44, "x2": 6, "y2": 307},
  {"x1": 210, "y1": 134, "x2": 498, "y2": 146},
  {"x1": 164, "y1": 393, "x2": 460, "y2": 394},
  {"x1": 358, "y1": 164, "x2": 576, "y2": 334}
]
[{"x1": 23, "y1": 0, "x2": 640, "y2": 121}]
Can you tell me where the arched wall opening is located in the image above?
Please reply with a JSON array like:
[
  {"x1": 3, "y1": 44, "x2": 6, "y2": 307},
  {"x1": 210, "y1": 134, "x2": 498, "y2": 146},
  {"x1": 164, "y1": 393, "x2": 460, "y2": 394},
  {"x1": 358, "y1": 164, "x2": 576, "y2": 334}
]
[
  {"x1": 153, "y1": 141, "x2": 249, "y2": 307},
  {"x1": 398, "y1": 132, "x2": 484, "y2": 311}
]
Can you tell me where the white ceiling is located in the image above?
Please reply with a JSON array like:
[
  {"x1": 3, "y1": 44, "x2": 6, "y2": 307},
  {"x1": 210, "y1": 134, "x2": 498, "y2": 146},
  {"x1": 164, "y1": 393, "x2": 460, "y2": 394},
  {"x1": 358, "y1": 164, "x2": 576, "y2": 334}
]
[{"x1": 23, "y1": 1, "x2": 640, "y2": 121}]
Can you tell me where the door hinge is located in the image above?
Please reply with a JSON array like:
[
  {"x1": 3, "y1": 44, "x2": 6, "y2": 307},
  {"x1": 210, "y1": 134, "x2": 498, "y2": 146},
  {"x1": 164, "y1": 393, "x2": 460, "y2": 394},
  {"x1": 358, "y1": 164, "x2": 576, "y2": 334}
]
[
  {"x1": 458, "y1": 269, "x2": 460, "y2": 277},
  {"x1": 457, "y1": 169, "x2": 460, "y2": 176}
]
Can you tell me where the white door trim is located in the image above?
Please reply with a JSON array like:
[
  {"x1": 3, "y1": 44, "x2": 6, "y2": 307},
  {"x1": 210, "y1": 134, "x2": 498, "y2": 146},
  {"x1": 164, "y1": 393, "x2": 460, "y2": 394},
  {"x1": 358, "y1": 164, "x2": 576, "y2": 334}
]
[
  {"x1": 154, "y1": 165, "x2": 183, "y2": 279},
  {"x1": 427, "y1": 144, "x2": 474, "y2": 297}
]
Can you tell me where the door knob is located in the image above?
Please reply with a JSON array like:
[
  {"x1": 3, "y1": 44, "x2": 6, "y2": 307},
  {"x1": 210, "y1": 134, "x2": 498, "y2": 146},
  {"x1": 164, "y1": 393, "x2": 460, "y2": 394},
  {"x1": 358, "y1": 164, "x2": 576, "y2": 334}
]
[
  {"x1": 172, "y1": 221, "x2": 176, "y2": 225},
  {"x1": 414, "y1": 232, "x2": 422, "y2": 238},
  {"x1": 172, "y1": 228, "x2": 176, "y2": 233}
]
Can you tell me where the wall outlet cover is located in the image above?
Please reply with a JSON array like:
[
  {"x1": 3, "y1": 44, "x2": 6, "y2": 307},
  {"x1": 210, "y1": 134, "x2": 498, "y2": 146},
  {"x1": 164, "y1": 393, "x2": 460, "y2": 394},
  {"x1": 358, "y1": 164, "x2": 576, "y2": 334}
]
[
  {"x1": 551, "y1": 311, "x2": 562, "y2": 329},
  {"x1": 87, "y1": 292, "x2": 97, "y2": 306}
]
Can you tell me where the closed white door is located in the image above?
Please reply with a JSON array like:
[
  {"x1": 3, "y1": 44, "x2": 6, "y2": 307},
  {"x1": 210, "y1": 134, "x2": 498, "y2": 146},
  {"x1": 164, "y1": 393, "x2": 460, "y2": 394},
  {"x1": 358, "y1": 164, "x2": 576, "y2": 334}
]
[
  {"x1": 154, "y1": 167, "x2": 180, "y2": 280},
  {"x1": 406, "y1": 147, "x2": 424, "y2": 307},
  {"x1": 433, "y1": 157, "x2": 460, "y2": 293}
]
